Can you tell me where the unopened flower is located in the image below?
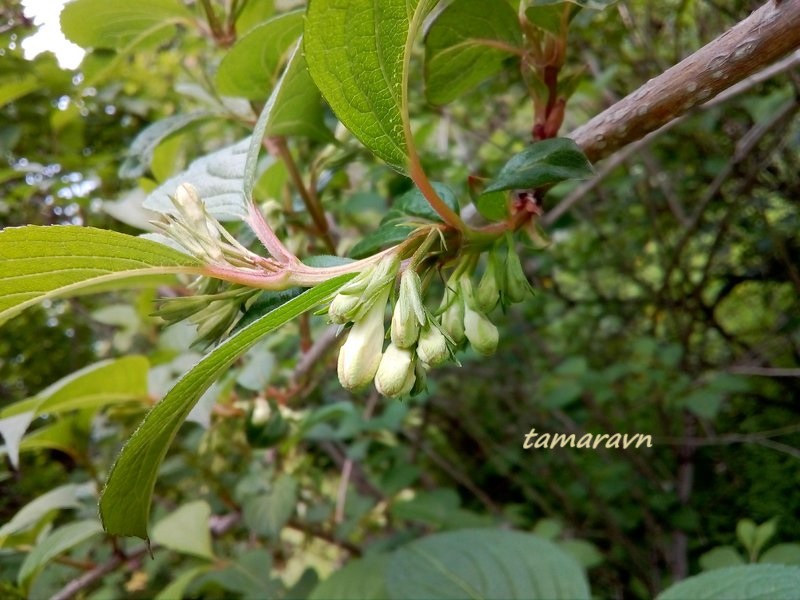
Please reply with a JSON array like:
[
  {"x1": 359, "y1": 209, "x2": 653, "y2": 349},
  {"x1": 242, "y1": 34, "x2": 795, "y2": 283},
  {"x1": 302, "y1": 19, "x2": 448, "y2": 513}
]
[
  {"x1": 328, "y1": 254, "x2": 400, "y2": 324},
  {"x1": 337, "y1": 287, "x2": 390, "y2": 389},
  {"x1": 464, "y1": 307, "x2": 499, "y2": 355},
  {"x1": 416, "y1": 321, "x2": 449, "y2": 366},
  {"x1": 391, "y1": 269, "x2": 425, "y2": 348},
  {"x1": 374, "y1": 343, "x2": 416, "y2": 397},
  {"x1": 328, "y1": 292, "x2": 362, "y2": 324},
  {"x1": 439, "y1": 282, "x2": 465, "y2": 344},
  {"x1": 476, "y1": 250, "x2": 501, "y2": 313},
  {"x1": 505, "y1": 247, "x2": 531, "y2": 304}
]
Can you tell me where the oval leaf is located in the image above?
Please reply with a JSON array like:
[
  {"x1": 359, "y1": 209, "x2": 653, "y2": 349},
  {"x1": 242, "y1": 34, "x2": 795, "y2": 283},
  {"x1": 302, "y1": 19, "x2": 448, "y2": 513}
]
[
  {"x1": 99, "y1": 274, "x2": 355, "y2": 539},
  {"x1": 484, "y1": 138, "x2": 593, "y2": 193},
  {"x1": 386, "y1": 529, "x2": 590, "y2": 599},
  {"x1": 310, "y1": 555, "x2": 390, "y2": 600}
]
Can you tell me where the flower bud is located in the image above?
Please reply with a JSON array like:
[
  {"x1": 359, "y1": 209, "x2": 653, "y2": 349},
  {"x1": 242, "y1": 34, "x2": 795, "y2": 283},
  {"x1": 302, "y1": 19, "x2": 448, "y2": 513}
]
[
  {"x1": 173, "y1": 183, "x2": 206, "y2": 227},
  {"x1": 391, "y1": 269, "x2": 425, "y2": 348},
  {"x1": 251, "y1": 397, "x2": 271, "y2": 426},
  {"x1": 476, "y1": 252, "x2": 500, "y2": 313},
  {"x1": 328, "y1": 292, "x2": 361, "y2": 324},
  {"x1": 374, "y1": 343, "x2": 416, "y2": 398},
  {"x1": 464, "y1": 307, "x2": 499, "y2": 356},
  {"x1": 416, "y1": 321, "x2": 449, "y2": 366},
  {"x1": 505, "y1": 248, "x2": 531, "y2": 304},
  {"x1": 439, "y1": 285, "x2": 465, "y2": 344},
  {"x1": 337, "y1": 288, "x2": 389, "y2": 389}
]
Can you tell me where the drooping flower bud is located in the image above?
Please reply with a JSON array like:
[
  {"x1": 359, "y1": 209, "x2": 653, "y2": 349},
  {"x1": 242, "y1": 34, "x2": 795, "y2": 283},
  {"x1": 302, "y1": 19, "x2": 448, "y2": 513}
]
[
  {"x1": 476, "y1": 251, "x2": 501, "y2": 313},
  {"x1": 416, "y1": 321, "x2": 449, "y2": 366},
  {"x1": 337, "y1": 288, "x2": 390, "y2": 389},
  {"x1": 391, "y1": 269, "x2": 425, "y2": 348},
  {"x1": 464, "y1": 306, "x2": 499, "y2": 356},
  {"x1": 439, "y1": 284, "x2": 465, "y2": 344},
  {"x1": 374, "y1": 343, "x2": 416, "y2": 398},
  {"x1": 505, "y1": 247, "x2": 531, "y2": 304}
]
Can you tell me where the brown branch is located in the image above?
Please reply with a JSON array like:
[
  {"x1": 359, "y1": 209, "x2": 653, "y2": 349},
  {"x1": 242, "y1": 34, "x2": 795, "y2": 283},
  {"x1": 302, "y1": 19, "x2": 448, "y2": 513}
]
[{"x1": 570, "y1": 0, "x2": 800, "y2": 163}]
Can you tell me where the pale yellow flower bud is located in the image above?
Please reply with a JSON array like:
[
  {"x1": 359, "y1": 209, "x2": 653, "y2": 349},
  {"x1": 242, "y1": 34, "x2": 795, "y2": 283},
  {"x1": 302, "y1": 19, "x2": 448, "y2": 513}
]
[
  {"x1": 374, "y1": 343, "x2": 416, "y2": 398},
  {"x1": 416, "y1": 322, "x2": 449, "y2": 366},
  {"x1": 328, "y1": 293, "x2": 362, "y2": 324},
  {"x1": 464, "y1": 306, "x2": 499, "y2": 356},
  {"x1": 439, "y1": 284, "x2": 465, "y2": 344},
  {"x1": 337, "y1": 288, "x2": 389, "y2": 389},
  {"x1": 391, "y1": 269, "x2": 425, "y2": 348}
]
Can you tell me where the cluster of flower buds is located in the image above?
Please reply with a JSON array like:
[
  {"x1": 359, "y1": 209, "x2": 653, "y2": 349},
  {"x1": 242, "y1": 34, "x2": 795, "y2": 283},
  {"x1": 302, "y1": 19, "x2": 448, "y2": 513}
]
[{"x1": 329, "y1": 239, "x2": 534, "y2": 398}]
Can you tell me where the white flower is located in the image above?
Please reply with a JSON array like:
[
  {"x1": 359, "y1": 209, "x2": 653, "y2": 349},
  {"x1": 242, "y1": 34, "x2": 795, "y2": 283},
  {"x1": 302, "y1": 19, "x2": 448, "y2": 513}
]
[
  {"x1": 374, "y1": 343, "x2": 416, "y2": 397},
  {"x1": 464, "y1": 307, "x2": 499, "y2": 356},
  {"x1": 416, "y1": 321, "x2": 449, "y2": 366},
  {"x1": 337, "y1": 287, "x2": 390, "y2": 389}
]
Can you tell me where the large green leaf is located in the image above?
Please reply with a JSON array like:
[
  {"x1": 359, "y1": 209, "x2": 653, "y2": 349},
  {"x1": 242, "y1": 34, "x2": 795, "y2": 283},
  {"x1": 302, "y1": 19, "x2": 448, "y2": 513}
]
[
  {"x1": 18, "y1": 520, "x2": 103, "y2": 591},
  {"x1": 385, "y1": 529, "x2": 591, "y2": 599},
  {"x1": 0, "y1": 226, "x2": 201, "y2": 325},
  {"x1": 214, "y1": 11, "x2": 304, "y2": 100},
  {"x1": 305, "y1": 0, "x2": 438, "y2": 171},
  {"x1": 243, "y1": 474, "x2": 298, "y2": 538},
  {"x1": 658, "y1": 565, "x2": 800, "y2": 600},
  {"x1": 310, "y1": 555, "x2": 390, "y2": 600},
  {"x1": 99, "y1": 274, "x2": 355, "y2": 539},
  {"x1": 0, "y1": 76, "x2": 39, "y2": 109},
  {"x1": 61, "y1": 0, "x2": 192, "y2": 50},
  {"x1": 424, "y1": 0, "x2": 522, "y2": 105},
  {"x1": 483, "y1": 137, "x2": 593, "y2": 193}
]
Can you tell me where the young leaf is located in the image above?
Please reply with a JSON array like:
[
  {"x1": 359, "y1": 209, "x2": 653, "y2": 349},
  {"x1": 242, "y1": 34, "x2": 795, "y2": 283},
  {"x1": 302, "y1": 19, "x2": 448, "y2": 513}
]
[
  {"x1": 61, "y1": 0, "x2": 192, "y2": 50},
  {"x1": 425, "y1": 0, "x2": 522, "y2": 105},
  {"x1": 0, "y1": 226, "x2": 202, "y2": 326},
  {"x1": 385, "y1": 528, "x2": 591, "y2": 599},
  {"x1": 143, "y1": 138, "x2": 255, "y2": 220},
  {"x1": 99, "y1": 274, "x2": 355, "y2": 539},
  {"x1": 305, "y1": 0, "x2": 438, "y2": 171},
  {"x1": 214, "y1": 11, "x2": 305, "y2": 100},
  {"x1": 484, "y1": 137, "x2": 593, "y2": 193},
  {"x1": 657, "y1": 565, "x2": 800, "y2": 600}
]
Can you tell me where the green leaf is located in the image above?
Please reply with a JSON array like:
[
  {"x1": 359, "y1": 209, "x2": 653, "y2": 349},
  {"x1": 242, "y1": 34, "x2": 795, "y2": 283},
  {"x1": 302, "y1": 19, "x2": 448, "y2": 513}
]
[
  {"x1": 484, "y1": 138, "x2": 593, "y2": 193},
  {"x1": 0, "y1": 483, "x2": 90, "y2": 543},
  {"x1": 152, "y1": 501, "x2": 214, "y2": 560},
  {"x1": 558, "y1": 539, "x2": 604, "y2": 569},
  {"x1": 476, "y1": 189, "x2": 508, "y2": 222},
  {"x1": 700, "y1": 546, "x2": 746, "y2": 571},
  {"x1": 215, "y1": 11, "x2": 304, "y2": 99},
  {"x1": 385, "y1": 529, "x2": 590, "y2": 599},
  {"x1": 305, "y1": 0, "x2": 438, "y2": 170},
  {"x1": 264, "y1": 41, "x2": 333, "y2": 142},
  {"x1": 349, "y1": 224, "x2": 415, "y2": 260},
  {"x1": 349, "y1": 183, "x2": 459, "y2": 258},
  {"x1": 0, "y1": 226, "x2": 201, "y2": 326},
  {"x1": 17, "y1": 520, "x2": 103, "y2": 590},
  {"x1": 61, "y1": 0, "x2": 192, "y2": 50},
  {"x1": 143, "y1": 138, "x2": 255, "y2": 221},
  {"x1": 310, "y1": 555, "x2": 390, "y2": 600},
  {"x1": 99, "y1": 274, "x2": 355, "y2": 539},
  {"x1": 424, "y1": 0, "x2": 522, "y2": 105},
  {"x1": 525, "y1": 3, "x2": 577, "y2": 36},
  {"x1": 243, "y1": 475, "x2": 298, "y2": 538},
  {"x1": 120, "y1": 112, "x2": 215, "y2": 179},
  {"x1": 737, "y1": 519, "x2": 758, "y2": 557},
  {"x1": 683, "y1": 388, "x2": 724, "y2": 419},
  {"x1": 657, "y1": 565, "x2": 800, "y2": 600},
  {"x1": 0, "y1": 76, "x2": 39, "y2": 109},
  {"x1": 197, "y1": 549, "x2": 281, "y2": 597},
  {"x1": 393, "y1": 183, "x2": 460, "y2": 222}
]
